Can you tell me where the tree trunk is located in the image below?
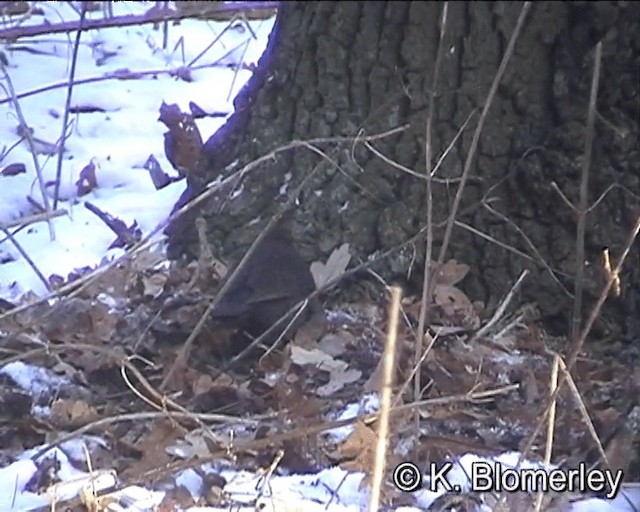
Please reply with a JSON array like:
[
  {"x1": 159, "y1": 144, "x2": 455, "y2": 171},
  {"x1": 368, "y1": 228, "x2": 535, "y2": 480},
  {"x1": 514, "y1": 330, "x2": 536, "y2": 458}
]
[{"x1": 167, "y1": 1, "x2": 640, "y2": 339}]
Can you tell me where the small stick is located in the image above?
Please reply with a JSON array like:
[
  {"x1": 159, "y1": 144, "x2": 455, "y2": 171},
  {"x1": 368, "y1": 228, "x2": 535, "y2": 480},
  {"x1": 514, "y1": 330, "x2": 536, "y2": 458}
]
[
  {"x1": 1, "y1": 209, "x2": 67, "y2": 229},
  {"x1": 534, "y1": 354, "x2": 559, "y2": 512},
  {"x1": 84, "y1": 202, "x2": 140, "y2": 248},
  {"x1": 416, "y1": 2, "x2": 448, "y2": 432},
  {"x1": 469, "y1": 269, "x2": 529, "y2": 343}
]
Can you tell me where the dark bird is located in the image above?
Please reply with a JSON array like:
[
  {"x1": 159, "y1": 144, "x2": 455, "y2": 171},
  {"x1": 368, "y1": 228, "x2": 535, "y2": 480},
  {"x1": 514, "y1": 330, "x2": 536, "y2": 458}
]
[{"x1": 210, "y1": 223, "x2": 322, "y2": 341}]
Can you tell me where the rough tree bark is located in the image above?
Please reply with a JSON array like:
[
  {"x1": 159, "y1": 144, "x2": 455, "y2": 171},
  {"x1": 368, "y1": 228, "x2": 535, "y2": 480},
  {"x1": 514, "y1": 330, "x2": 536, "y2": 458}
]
[{"x1": 167, "y1": 2, "x2": 640, "y2": 339}]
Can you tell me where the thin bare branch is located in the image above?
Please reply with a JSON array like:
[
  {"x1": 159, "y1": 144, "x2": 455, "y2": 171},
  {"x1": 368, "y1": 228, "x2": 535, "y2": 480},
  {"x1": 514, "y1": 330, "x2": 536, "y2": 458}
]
[
  {"x1": 0, "y1": 45, "x2": 260, "y2": 107},
  {"x1": 414, "y1": 0, "x2": 448, "y2": 450},
  {"x1": 572, "y1": 41, "x2": 603, "y2": 338},
  {"x1": 470, "y1": 270, "x2": 529, "y2": 343},
  {"x1": 53, "y1": 4, "x2": 86, "y2": 210},
  {"x1": 0, "y1": 69, "x2": 55, "y2": 240},
  {"x1": 436, "y1": 2, "x2": 531, "y2": 267}
]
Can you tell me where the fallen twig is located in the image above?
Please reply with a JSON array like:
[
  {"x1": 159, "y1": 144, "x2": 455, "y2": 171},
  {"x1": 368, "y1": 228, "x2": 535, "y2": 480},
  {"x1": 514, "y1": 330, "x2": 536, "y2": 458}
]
[
  {"x1": 84, "y1": 202, "x2": 141, "y2": 249},
  {"x1": 0, "y1": 209, "x2": 67, "y2": 229}
]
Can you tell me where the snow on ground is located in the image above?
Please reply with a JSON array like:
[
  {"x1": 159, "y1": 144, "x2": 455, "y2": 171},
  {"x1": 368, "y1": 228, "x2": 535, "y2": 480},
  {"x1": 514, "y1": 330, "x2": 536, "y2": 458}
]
[
  {"x1": 0, "y1": 1, "x2": 271, "y2": 300},
  {"x1": 2, "y1": 362, "x2": 637, "y2": 512},
  {"x1": 0, "y1": 3, "x2": 636, "y2": 512}
]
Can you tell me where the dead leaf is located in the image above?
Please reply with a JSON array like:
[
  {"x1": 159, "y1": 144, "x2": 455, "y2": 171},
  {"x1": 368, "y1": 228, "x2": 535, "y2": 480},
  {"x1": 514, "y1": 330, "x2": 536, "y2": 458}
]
[
  {"x1": 318, "y1": 369, "x2": 361, "y2": 396},
  {"x1": 290, "y1": 344, "x2": 361, "y2": 396},
  {"x1": 432, "y1": 259, "x2": 470, "y2": 286},
  {"x1": 310, "y1": 243, "x2": 351, "y2": 288},
  {"x1": 123, "y1": 421, "x2": 184, "y2": 478},
  {"x1": 1, "y1": 162, "x2": 26, "y2": 176},
  {"x1": 273, "y1": 378, "x2": 323, "y2": 420},
  {"x1": 290, "y1": 345, "x2": 340, "y2": 368},
  {"x1": 131, "y1": 247, "x2": 167, "y2": 273},
  {"x1": 144, "y1": 154, "x2": 178, "y2": 190},
  {"x1": 433, "y1": 284, "x2": 473, "y2": 315},
  {"x1": 293, "y1": 312, "x2": 327, "y2": 347},
  {"x1": 317, "y1": 331, "x2": 354, "y2": 357},
  {"x1": 363, "y1": 358, "x2": 384, "y2": 393},
  {"x1": 166, "y1": 428, "x2": 213, "y2": 459},
  {"x1": 192, "y1": 374, "x2": 215, "y2": 396},
  {"x1": 76, "y1": 159, "x2": 98, "y2": 196},
  {"x1": 88, "y1": 301, "x2": 119, "y2": 342},
  {"x1": 334, "y1": 420, "x2": 377, "y2": 472},
  {"x1": 142, "y1": 273, "x2": 167, "y2": 298},
  {"x1": 51, "y1": 399, "x2": 100, "y2": 428}
]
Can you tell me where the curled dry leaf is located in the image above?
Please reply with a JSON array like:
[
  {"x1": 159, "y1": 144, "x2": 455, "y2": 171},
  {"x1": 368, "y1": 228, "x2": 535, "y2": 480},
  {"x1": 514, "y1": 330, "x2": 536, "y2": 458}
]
[
  {"x1": 144, "y1": 154, "x2": 176, "y2": 190},
  {"x1": 0, "y1": 162, "x2": 26, "y2": 176}
]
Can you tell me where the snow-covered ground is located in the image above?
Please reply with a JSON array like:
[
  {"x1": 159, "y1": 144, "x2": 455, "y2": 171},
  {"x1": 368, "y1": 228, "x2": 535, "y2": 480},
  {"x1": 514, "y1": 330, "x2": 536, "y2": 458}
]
[
  {"x1": 0, "y1": 1, "x2": 270, "y2": 300},
  {"x1": 0, "y1": 3, "x2": 637, "y2": 511}
]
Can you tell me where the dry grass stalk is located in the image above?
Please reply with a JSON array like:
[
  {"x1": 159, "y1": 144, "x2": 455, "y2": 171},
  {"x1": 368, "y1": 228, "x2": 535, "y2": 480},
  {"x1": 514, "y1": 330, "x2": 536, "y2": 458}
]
[
  {"x1": 415, "y1": 3, "x2": 448, "y2": 446},
  {"x1": 533, "y1": 354, "x2": 560, "y2": 512},
  {"x1": 571, "y1": 41, "x2": 603, "y2": 338},
  {"x1": 369, "y1": 285, "x2": 402, "y2": 512}
]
